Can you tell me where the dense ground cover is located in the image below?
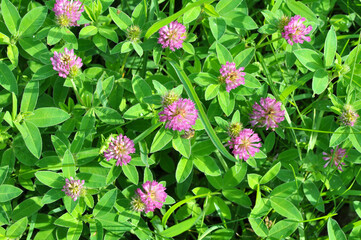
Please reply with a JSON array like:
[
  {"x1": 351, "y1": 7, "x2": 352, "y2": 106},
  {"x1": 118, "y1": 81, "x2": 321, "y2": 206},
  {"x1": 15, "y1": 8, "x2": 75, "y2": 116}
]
[{"x1": 1, "y1": 0, "x2": 361, "y2": 239}]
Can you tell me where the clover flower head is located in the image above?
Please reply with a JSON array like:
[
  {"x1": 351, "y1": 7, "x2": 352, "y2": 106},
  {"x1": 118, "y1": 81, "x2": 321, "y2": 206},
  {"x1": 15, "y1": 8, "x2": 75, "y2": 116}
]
[
  {"x1": 228, "y1": 128, "x2": 262, "y2": 161},
  {"x1": 158, "y1": 21, "x2": 187, "y2": 51},
  {"x1": 162, "y1": 91, "x2": 179, "y2": 107},
  {"x1": 104, "y1": 134, "x2": 135, "y2": 166},
  {"x1": 250, "y1": 97, "x2": 285, "y2": 130},
  {"x1": 340, "y1": 105, "x2": 359, "y2": 127},
  {"x1": 50, "y1": 48, "x2": 83, "y2": 78},
  {"x1": 131, "y1": 193, "x2": 146, "y2": 212},
  {"x1": 136, "y1": 181, "x2": 167, "y2": 213},
  {"x1": 322, "y1": 146, "x2": 347, "y2": 171},
  {"x1": 228, "y1": 122, "x2": 243, "y2": 138},
  {"x1": 127, "y1": 25, "x2": 142, "y2": 42},
  {"x1": 53, "y1": 0, "x2": 84, "y2": 27},
  {"x1": 159, "y1": 98, "x2": 198, "y2": 132},
  {"x1": 281, "y1": 15, "x2": 312, "y2": 45},
  {"x1": 62, "y1": 177, "x2": 85, "y2": 201},
  {"x1": 219, "y1": 62, "x2": 246, "y2": 92}
]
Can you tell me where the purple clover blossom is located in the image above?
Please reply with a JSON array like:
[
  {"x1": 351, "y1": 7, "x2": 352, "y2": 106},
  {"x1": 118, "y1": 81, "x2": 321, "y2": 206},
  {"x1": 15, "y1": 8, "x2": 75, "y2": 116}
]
[
  {"x1": 340, "y1": 105, "x2": 359, "y2": 127},
  {"x1": 220, "y1": 62, "x2": 246, "y2": 92},
  {"x1": 136, "y1": 181, "x2": 167, "y2": 213},
  {"x1": 104, "y1": 134, "x2": 135, "y2": 166},
  {"x1": 62, "y1": 177, "x2": 85, "y2": 201},
  {"x1": 281, "y1": 15, "x2": 312, "y2": 45},
  {"x1": 53, "y1": 0, "x2": 84, "y2": 27},
  {"x1": 250, "y1": 97, "x2": 285, "y2": 130},
  {"x1": 159, "y1": 98, "x2": 198, "y2": 132},
  {"x1": 322, "y1": 146, "x2": 347, "y2": 171},
  {"x1": 158, "y1": 21, "x2": 186, "y2": 51},
  {"x1": 50, "y1": 48, "x2": 83, "y2": 78},
  {"x1": 228, "y1": 128, "x2": 262, "y2": 161}
]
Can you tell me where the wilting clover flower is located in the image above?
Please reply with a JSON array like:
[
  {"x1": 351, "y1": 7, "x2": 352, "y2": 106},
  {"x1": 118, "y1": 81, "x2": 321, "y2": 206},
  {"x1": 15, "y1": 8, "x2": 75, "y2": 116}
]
[
  {"x1": 62, "y1": 177, "x2": 85, "y2": 201},
  {"x1": 219, "y1": 62, "x2": 246, "y2": 92},
  {"x1": 158, "y1": 21, "x2": 186, "y2": 51},
  {"x1": 340, "y1": 105, "x2": 359, "y2": 126},
  {"x1": 136, "y1": 181, "x2": 167, "y2": 213},
  {"x1": 127, "y1": 25, "x2": 142, "y2": 42},
  {"x1": 162, "y1": 91, "x2": 179, "y2": 107},
  {"x1": 104, "y1": 134, "x2": 135, "y2": 166},
  {"x1": 281, "y1": 15, "x2": 312, "y2": 45},
  {"x1": 228, "y1": 122, "x2": 243, "y2": 138},
  {"x1": 250, "y1": 97, "x2": 285, "y2": 130},
  {"x1": 53, "y1": 0, "x2": 84, "y2": 27},
  {"x1": 228, "y1": 128, "x2": 262, "y2": 161},
  {"x1": 159, "y1": 98, "x2": 198, "y2": 132},
  {"x1": 131, "y1": 193, "x2": 146, "y2": 212},
  {"x1": 323, "y1": 146, "x2": 347, "y2": 171},
  {"x1": 50, "y1": 48, "x2": 83, "y2": 78}
]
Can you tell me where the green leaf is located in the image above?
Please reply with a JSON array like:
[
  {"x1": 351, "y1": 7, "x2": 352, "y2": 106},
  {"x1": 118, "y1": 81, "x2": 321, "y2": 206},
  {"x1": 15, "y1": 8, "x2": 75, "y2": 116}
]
[
  {"x1": 312, "y1": 68, "x2": 328, "y2": 95},
  {"x1": 67, "y1": 222, "x2": 83, "y2": 240},
  {"x1": 209, "y1": 17, "x2": 226, "y2": 40},
  {"x1": 7, "y1": 44, "x2": 18, "y2": 66},
  {"x1": 223, "y1": 163, "x2": 247, "y2": 188},
  {"x1": 286, "y1": 0, "x2": 318, "y2": 23},
  {"x1": 99, "y1": 27, "x2": 118, "y2": 43},
  {"x1": 25, "y1": 107, "x2": 70, "y2": 128},
  {"x1": 12, "y1": 196, "x2": 43, "y2": 221},
  {"x1": 216, "y1": 0, "x2": 242, "y2": 16},
  {"x1": 330, "y1": 126, "x2": 349, "y2": 147},
  {"x1": 35, "y1": 171, "x2": 65, "y2": 189},
  {"x1": 132, "y1": 75, "x2": 152, "y2": 102},
  {"x1": 260, "y1": 162, "x2": 281, "y2": 184},
  {"x1": 349, "y1": 126, "x2": 361, "y2": 153},
  {"x1": 54, "y1": 213, "x2": 78, "y2": 228},
  {"x1": 15, "y1": 121, "x2": 42, "y2": 158},
  {"x1": 79, "y1": 26, "x2": 98, "y2": 38},
  {"x1": 77, "y1": 173, "x2": 106, "y2": 188},
  {"x1": 106, "y1": 164, "x2": 122, "y2": 184},
  {"x1": 109, "y1": 8, "x2": 132, "y2": 31},
  {"x1": 193, "y1": 155, "x2": 221, "y2": 176},
  {"x1": 132, "y1": 42, "x2": 143, "y2": 57},
  {"x1": 1, "y1": 0, "x2": 20, "y2": 35},
  {"x1": 248, "y1": 218, "x2": 268, "y2": 238},
  {"x1": 150, "y1": 127, "x2": 173, "y2": 153},
  {"x1": 18, "y1": 7, "x2": 47, "y2": 37},
  {"x1": 122, "y1": 164, "x2": 138, "y2": 185},
  {"x1": 172, "y1": 134, "x2": 191, "y2": 158},
  {"x1": 216, "y1": 43, "x2": 233, "y2": 64},
  {"x1": 161, "y1": 217, "x2": 199, "y2": 237},
  {"x1": 94, "y1": 107, "x2": 123, "y2": 125},
  {"x1": 47, "y1": 27, "x2": 63, "y2": 45},
  {"x1": 183, "y1": 6, "x2": 201, "y2": 24},
  {"x1": 303, "y1": 179, "x2": 325, "y2": 212},
  {"x1": 93, "y1": 189, "x2": 117, "y2": 217},
  {"x1": 218, "y1": 89, "x2": 234, "y2": 116},
  {"x1": 6, "y1": 217, "x2": 28, "y2": 238},
  {"x1": 32, "y1": 64, "x2": 57, "y2": 81},
  {"x1": 223, "y1": 189, "x2": 251, "y2": 207},
  {"x1": 270, "y1": 197, "x2": 303, "y2": 221},
  {"x1": 167, "y1": 59, "x2": 236, "y2": 162},
  {"x1": 268, "y1": 219, "x2": 298, "y2": 239},
  {"x1": 62, "y1": 150, "x2": 76, "y2": 179},
  {"x1": 0, "y1": 62, "x2": 18, "y2": 94},
  {"x1": 223, "y1": 12, "x2": 258, "y2": 29},
  {"x1": 264, "y1": 132, "x2": 275, "y2": 153},
  {"x1": 294, "y1": 49, "x2": 323, "y2": 72},
  {"x1": 176, "y1": 157, "x2": 193, "y2": 183},
  {"x1": 0, "y1": 166, "x2": 9, "y2": 185},
  {"x1": 20, "y1": 81, "x2": 39, "y2": 112},
  {"x1": 205, "y1": 84, "x2": 220, "y2": 100},
  {"x1": 19, "y1": 38, "x2": 51, "y2": 64},
  {"x1": 234, "y1": 47, "x2": 255, "y2": 68},
  {"x1": 93, "y1": 34, "x2": 107, "y2": 52},
  {"x1": 327, "y1": 218, "x2": 347, "y2": 240},
  {"x1": 0, "y1": 185, "x2": 22, "y2": 202},
  {"x1": 61, "y1": 28, "x2": 78, "y2": 49},
  {"x1": 42, "y1": 189, "x2": 65, "y2": 204},
  {"x1": 123, "y1": 103, "x2": 149, "y2": 120},
  {"x1": 324, "y1": 26, "x2": 337, "y2": 68}
]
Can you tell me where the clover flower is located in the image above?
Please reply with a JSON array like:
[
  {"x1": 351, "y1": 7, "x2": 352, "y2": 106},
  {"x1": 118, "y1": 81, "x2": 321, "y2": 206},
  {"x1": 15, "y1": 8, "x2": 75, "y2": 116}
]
[
  {"x1": 162, "y1": 91, "x2": 179, "y2": 107},
  {"x1": 219, "y1": 62, "x2": 246, "y2": 92},
  {"x1": 228, "y1": 128, "x2": 262, "y2": 161},
  {"x1": 62, "y1": 177, "x2": 85, "y2": 201},
  {"x1": 136, "y1": 181, "x2": 167, "y2": 213},
  {"x1": 322, "y1": 146, "x2": 347, "y2": 171},
  {"x1": 281, "y1": 15, "x2": 312, "y2": 45},
  {"x1": 53, "y1": 0, "x2": 84, "y2": 27},
  {"x1": 340, "y1": 105, "x2": 359, "y2": 127},
  {"x1": 127, "y1": 25, "x2": 142, "y2": 43},
  {"x1": 50, "y1": 48, "x2": 83, "y2": 78},
  {"x1": 228, "y1": 122, "x2": 243, "y2": 138},
  {"x1": 131, "y1": 193, "x2": 146, "y2": 212},
  {"x1": 158, "y1": 21, "x2": 186, "y2": 51},
  {"x1": 104, "y1": 134, "x2": 135, "y2": 166},
  {"x1": 250, "y1": 97, "x2": 285, "y2": 130},
  {"x1": 159, "y1": 98, "x2": 198, "y2": 132}
]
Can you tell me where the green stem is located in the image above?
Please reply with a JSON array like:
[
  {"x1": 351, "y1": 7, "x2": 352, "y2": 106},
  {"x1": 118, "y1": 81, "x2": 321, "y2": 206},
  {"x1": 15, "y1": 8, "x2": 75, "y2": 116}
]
[
  {"x1": 256, "y1": 37, "x2": 283, "y2": 49},
  {"x1": 120, "y1": 51, "x2": 131, "y2": 76},
  {"x1": 70, "y1": 78, "x2": 86, "y2": 106},
  {"x1": 299, "y1": 213, "x2": 337, "y2": 223}
]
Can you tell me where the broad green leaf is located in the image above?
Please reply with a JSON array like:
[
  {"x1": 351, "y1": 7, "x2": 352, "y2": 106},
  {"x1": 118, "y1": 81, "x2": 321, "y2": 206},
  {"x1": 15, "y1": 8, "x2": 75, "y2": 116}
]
[
  {"x1": 327, "y1": 218, "x2": 347, "y2": 240},
  {"x1": 244, "y1": 74, "x2": 261, "y2": 88},
  {"x1": 216, "y1": 0, "x2": 242, "y2": 16},
  {"x1": 218, "y1": 89, "x2": 234, "y2": 116},
  {"x1": 94, "y1": 107, "x2": 123, "y2": 125},
  {"x1": 0, "y1": 166, "x2": 9, "y2": 185},
  {"x1": 6, "y1": 217, "x2": 28, "y2": 238},
  {"x1": 264, "y1": 132, "x2": 275, "y2": 153},
  {"x1": 99, "y1": 27, "x2": 118, "y2": 43},
  {"x1": 234, "y1": 47, "x2": 255, "y2": 68},
  {"x1": 67, "y1": 222, "x2": 83, "y2": 240},
  {"x1": 213, "y1": 196, "x2": 231, "y2": 220},
  {"x1": 35, "y1": 171, "x2": 65, "y2": 188},
  {"x1": 268, "y1": 219, "x2": 298, "y2": 239},
  {"x1": 123, "y1": 103, "x2": 149, "y2": 119},
  {"x1": 223, "y1": 12, "x2": 258, "y2": 29},
  {"x1": 270, "y1": 197, "x2": 303, "y2": 221},
  {"x1": 20, "y1": 81, "x2": 39, "y2": 112},
  {"x1": 183, "y1": 6, "x2": 201, "y2": 24},
  {"x1": 132, "y1": 75, "x2": 152, "y2": 102},
  {"x1": 122, "y1": 164, "x2": 138, "y2": 185},
  {"x1": 205, "y1": 84, "x2": 220, "y2": 100},
  {"x1": 0, "y1": 185, "x2": 22, "y2": 202},
  {"x1": 324, "y1": 26, "x2": 337, "y2": 68},
  {"x1": 353, "y1": 201, "x2": 361, "y2": 218},
  {"x1": 93, "y1": 189, "x2": 117, "y2": 217},
  {"x1": 260, "y1": 162, "x2": 281, "y2": 184},
  {"x1": 79, "y1": 26, "x2": 98, "y2": 38},
  {"x1": 15, "y1": 121, "x2": 42, "y2": 158},
  {"x1": 32, "y1": 65, "x2": 57, "y2": 81},
  {"x1": 223, "y1": 163, "x2": 247, "y2": 188},
  {"x1": 279, "y1": 73, "x2": 313, "y2": 101},
  {"x1": 161, "y1": 217, "x2": 199, "y2": 237},
  {"x1": 193, "y1": 155, "x2": 221, "y2": 176},
  {"x1": 47, "y1": 27, "x2": 63, "y2": 45},
  {"x1": 330, "y1": 126, "x2": 349, "y2": 147},
  {"x1": 248, "y1": 218, "x2": 268, "y2": 238},
  {"x1": 191, "y1": 72, "x2": 218, "y2": 87},
  {"x1": 62, "y1": 150, "x2": 76, "y2": 179},
  {"x1": 286, "y1": 0, "x2": 318, "y2": 23},
  {"x1": 12, "y1": 196, "x2": 43, "y2": 221},
  {"x1": 109, "y1": 8, "x2": 132, "y2": 31},
  {"x1": 77, "y1": 173, "x2": 107, "y2": 188},
  {"x1": 150, "y1": 127, "x2": 173, "y2": 153},
  {"x1": 42, "y1": 189, "x2": 65, "y2": 204},
  {"x1": 0, "y1": 62, "x2": 18, "y2": 94},
  {"x1": 223, "y1": 189, "x2": 251, "y2": 207},
  {"x1": 176, "y1": 157, "x2": 193, "y2": 183},
  {"x1": 1, "y1": 0, "x2": 20, "y2": 35},
  {"x1": 312, "y1": 68, "x2": 328, "y2": 95},
  {"x1": 54, "y1": 213, "x2": 78, "y2": 228},
  {"x1": 349, "y1": 126, "x2": 361, "y2": 153},
  {"x1": 106, "y1": 164, "x2": 122, "y2": 184},
  {"x1": 18, "y1": 7, "x2": 47, "y2": 37},
  {"x1": 25, "y1": 107, "x2": 70, "y2": 128},
  {"x1": 19, "y1": 38, "x2": 51, "y2": 64},
  {"x1": 304, "y1": 179, "x2": 325, "y2": 212},
  {"x1": 209, "y1": 17, "x2": 226, "y2": 40},
  {"x1": 294, "y1": 49, "x2": 323, "y2": 72},
  {"x1": 7, "y1": 44, "x2": 18, "y2": 66},
  {"x1": 216, "y1": 43, "x2": 233, "y2": 64},
  {"x1": 172, "y1": 134, "x2": 191, "y2": 158}
]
